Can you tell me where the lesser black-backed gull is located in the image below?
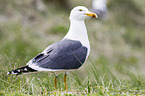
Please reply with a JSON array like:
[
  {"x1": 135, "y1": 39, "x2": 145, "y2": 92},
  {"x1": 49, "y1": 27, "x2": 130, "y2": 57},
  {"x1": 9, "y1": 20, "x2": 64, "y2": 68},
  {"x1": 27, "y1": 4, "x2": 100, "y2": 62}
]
[
  {"x1": 91, "y1": 0, "x2": 108, "y2": 19},
  {"x1": 7, "y1": 6, "x2": 98, "y2": 90}
]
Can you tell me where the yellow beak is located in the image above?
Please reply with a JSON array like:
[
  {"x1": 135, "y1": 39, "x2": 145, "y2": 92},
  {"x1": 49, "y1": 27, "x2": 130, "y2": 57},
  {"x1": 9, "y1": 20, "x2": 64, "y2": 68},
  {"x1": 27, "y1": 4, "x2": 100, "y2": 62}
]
[{"x1": 85, "y1": 12, "x2": 98, "y2": 18}]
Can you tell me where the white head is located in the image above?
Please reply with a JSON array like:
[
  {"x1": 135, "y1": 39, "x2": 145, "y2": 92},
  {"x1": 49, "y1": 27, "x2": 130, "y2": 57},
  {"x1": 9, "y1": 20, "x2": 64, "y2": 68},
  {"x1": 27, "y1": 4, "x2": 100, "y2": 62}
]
[{"x1": 69, "y1": 6, "x2": 98, "y2": 21}]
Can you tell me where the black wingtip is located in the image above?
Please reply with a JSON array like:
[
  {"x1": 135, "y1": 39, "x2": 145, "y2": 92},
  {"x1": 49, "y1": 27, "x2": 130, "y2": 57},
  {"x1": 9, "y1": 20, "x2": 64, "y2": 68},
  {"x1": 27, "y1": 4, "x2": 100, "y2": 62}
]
[
  {"x1": 7, "y1": 66, "x2": 37, "y2": 75},
  {"x1": 7, "y1": 71, "x2": 11, "y2": 75}
]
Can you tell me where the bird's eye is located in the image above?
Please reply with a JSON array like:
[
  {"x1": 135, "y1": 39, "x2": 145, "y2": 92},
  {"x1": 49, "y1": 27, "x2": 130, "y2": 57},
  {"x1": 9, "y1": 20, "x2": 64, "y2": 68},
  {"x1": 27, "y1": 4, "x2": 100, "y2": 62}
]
[{"x1": 79, "y1": 9, "x2": 83, "y2": 11}]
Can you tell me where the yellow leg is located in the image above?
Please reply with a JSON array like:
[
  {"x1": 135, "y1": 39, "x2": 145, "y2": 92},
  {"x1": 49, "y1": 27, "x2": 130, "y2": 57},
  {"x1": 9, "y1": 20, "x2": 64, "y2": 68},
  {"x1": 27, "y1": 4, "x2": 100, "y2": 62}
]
[
  {"x1": 64, "y1": 73, "x2": 68, "y2": 90},
  {"x1": 54, "y1": 76, "x2": 57, "y2": 90}
]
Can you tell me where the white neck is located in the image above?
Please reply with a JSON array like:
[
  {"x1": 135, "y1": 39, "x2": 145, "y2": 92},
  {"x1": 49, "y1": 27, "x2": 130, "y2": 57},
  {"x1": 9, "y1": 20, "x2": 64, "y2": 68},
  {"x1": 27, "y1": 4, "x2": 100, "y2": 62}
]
[
  {"x1": 63, "y1": 19, "x2": 90, "y2": 57},
  {"x1": 64, "y1": 19, "x2": 90, "y2": 47}
]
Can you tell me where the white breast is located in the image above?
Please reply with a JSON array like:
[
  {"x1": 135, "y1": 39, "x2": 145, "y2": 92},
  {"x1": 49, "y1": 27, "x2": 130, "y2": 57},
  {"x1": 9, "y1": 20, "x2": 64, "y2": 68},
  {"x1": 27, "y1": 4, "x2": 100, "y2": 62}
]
[{"x1": 64, "y1": 20, "x2": 90, "y2": 58}]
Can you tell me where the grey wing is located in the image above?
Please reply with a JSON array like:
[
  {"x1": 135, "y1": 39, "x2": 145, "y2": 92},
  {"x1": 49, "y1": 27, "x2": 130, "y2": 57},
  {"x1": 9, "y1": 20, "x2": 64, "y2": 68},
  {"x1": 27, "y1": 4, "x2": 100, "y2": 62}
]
[{"x1": 29, "y1": 39, "x2": 88, "y2": 70}]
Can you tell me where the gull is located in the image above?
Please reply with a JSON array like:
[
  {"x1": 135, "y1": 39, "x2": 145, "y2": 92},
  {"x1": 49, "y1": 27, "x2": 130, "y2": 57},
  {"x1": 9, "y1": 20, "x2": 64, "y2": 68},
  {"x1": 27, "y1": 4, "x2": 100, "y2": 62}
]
[
  {"x1": 7, "y1": 6, "x2": 98, "y2": 90},
  {"x1": 91, "y1": 0, "x2": 108, "y2": 19}
]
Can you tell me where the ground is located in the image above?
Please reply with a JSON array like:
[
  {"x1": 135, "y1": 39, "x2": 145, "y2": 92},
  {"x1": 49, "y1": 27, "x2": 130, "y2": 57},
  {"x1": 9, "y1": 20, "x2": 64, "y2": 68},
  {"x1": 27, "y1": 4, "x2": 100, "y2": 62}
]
[{"x1": 0, "y1": 0, "x2": 145, "y2": 95}]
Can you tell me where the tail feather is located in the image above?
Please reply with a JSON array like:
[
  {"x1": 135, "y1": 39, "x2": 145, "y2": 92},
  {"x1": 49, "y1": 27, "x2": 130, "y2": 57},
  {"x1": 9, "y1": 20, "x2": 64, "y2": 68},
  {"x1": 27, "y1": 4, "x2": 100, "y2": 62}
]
[{"x1": 7, "y1": 65, "x2": 37, "y2": 75}]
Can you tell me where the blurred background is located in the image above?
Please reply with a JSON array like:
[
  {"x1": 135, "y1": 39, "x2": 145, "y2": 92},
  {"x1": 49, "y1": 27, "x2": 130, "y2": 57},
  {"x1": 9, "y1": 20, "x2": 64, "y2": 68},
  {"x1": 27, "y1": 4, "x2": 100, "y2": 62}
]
[{"x1": 0, "y1": 0, "x2": 145, "y2": 95}]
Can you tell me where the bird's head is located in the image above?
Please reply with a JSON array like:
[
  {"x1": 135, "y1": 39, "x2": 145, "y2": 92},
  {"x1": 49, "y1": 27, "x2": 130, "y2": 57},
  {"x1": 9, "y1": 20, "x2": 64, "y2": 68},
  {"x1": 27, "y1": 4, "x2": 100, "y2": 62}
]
[{"x1": 69, "y1": 6, "x2": 98, "y2": 20}]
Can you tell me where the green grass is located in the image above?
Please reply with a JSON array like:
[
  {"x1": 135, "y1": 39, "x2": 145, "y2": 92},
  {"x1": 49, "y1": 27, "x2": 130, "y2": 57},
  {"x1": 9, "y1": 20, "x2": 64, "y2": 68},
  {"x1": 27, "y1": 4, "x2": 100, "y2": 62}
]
[
  {"x1": 0, "y1": 0, "x2": 145, "y2": 95},
  {"x1": 1, "y1": 56, "x2": 145, "y2": 95}
]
